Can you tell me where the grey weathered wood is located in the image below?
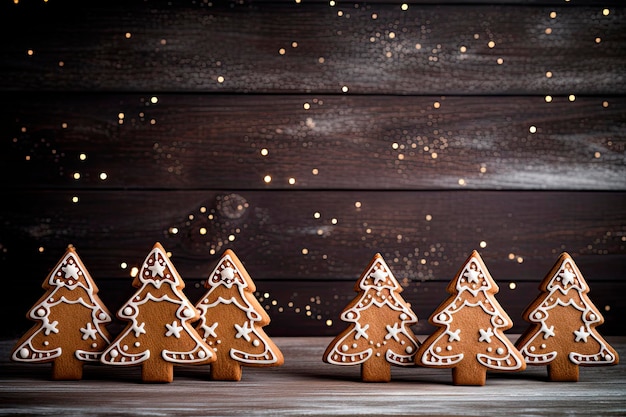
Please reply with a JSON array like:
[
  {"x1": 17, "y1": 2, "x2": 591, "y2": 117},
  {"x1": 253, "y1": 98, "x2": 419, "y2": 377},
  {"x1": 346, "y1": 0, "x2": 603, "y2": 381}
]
[
  {"x1": 0, "y1": 337, "x2": 624, "y2": 416},
  {"x1": 2, "y1": 94, "x2": 625, "y2": 190},
  {"x1": 0, "y1": 2, "x2": 624, "y2": 94}
]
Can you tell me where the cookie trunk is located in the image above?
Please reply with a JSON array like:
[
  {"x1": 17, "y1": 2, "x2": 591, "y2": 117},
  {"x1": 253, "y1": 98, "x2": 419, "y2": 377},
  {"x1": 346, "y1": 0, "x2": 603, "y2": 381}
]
[
  {"x1": 548, "y1": 355, "x2": 579, "y2": 382},
  {"x1": 51, "y1": 356, "x2": 83, "y2": 380},
  {"x1": 452, "y1": 363, "x2": 486, "y2": 386},
  {"x1": 141, "y1": 360, "x2": 174, "y2": 383},
  {"x1": 361, "y1": 354, "x2": 391, "y2": 382},
  {"x1": 210, "y1": 361, "x2": 243, "y2": 381}
]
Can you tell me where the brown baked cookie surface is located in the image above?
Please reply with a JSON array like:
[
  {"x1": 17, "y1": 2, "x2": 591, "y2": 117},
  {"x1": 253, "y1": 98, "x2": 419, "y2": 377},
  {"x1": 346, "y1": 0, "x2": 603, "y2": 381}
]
[
  {"x1": 194, "y1": 249, "x2": 284, "y2": 381},
  {"x1": 12, "y1": 245, "x2": 112, "y2": 380},
  {"x1": 515, "y1": 252, "x2": 619, "y2": 381},
  {"x1": 323, "y1": 253, "x2": 420, "y2": 382},
  {"x1": 416, "y1": 250, "x2": 525, "y2": 385},
  {"x1": 101, "y1": 242, "x2": 214, "y2": 383}
]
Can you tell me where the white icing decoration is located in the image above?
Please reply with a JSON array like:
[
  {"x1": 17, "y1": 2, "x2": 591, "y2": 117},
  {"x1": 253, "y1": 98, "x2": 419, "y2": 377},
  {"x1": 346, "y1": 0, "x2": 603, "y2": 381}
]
[
  {"x1": 342, "y1": 344, "x2": 349, "y2": 352},
  {"x1": 478, "y1": 328, "x2": 494, "y2": 343},
  {"x1": 19, "y1": 348, "x2": 29, "y2": 359},
  {"x1": 80, "y1": 323, "x2": 98, "y2": 340},
  {"x1": 385, "y1": 323, "x2": 402, "y2": 341},
  {"x1": 400, "y1": 313, "x2": 407, "y2": 320},
  {"x1": 446, "y1": 329, "x2": 461, "y2": 342},
  {"x1": 446, "y1": 345, "x2": 452, "y2": 351},
  {"x1": 123, "y1": 306, "x2": 133, "y2": 316},
  {"x1": 134, "y1": 342, "x2": 140, "y2": 347},
  {"x1": 405, "y1": 346, "x2": 413, "y2": 354},
  {"x1": 147, "y1": 259, "x2": 166, "y2": 278},
  {"x1": 62, "y1": 263, "x2": 80, "y2": 280},
  {"x1": 496, "y1": 347, "x2": 504, "y2": 355},
  {"x1": 234, "y1": 322, "x2": 253, "y2": 342},
  {"x1": 574, "y1": 326, "x2": 590, "y2": 342},
  {"x1": 540, "y1": 344, "x2": 546, "y2": 349},
  {"x1": 110, "y1": 349, "x2": 119, "y2": 358},
  {"x1": 253, "y1": 340, "x2": 260, "y2": 347},
  {"x1": 220, "y1": 267, "x2": 235, "y2": 281},
  {"x1": 36, "y1": 308, "x2": 46, "y2": 317},
  {"x1": 354, "y1": 322, "x2": 369, "y2": 340},
  {"x1": 165, "y1": 320, "x2": 183, "y2": 338},
  {"x1": 435, "y1": 346, "x2": 442, "y2": 353},
  {"x1": 183, "y1": 307, "x2": 194, "y2": 318}
]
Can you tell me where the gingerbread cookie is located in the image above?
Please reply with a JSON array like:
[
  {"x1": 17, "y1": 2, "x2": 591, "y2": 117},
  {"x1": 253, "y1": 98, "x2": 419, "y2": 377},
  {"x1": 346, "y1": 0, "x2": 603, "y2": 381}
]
[
  {"x1": 416, "y1": 250, "x2": 525, "y2": 385},
  {"x1": 101, "y1": 242, "x2": 215, "y2": 383},
  {"x1": 323, "y1": 253, "x2": 420, "y2": 382},
  {"x1": 194, "y1": 249, "x2": 284, "y2": 381},
  {"x1": 12, "y1": 245, "x2": 112, "y2": 380},
  {"x1": 515, "y1": 252, "x2": 619, "y2": 381}
]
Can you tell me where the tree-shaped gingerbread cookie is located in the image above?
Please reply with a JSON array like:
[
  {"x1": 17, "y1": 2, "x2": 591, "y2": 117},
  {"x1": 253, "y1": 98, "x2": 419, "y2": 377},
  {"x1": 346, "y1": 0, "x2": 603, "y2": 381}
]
[
  {"x1": 416, "y1": 250, "x2": 525, "y2": 385},
  {"x1": 101, "y1": 242, "x2": 215, "y2": 382},
  {"x1": 194, "y1": 249, "x2": 284, "y2": 380},
  {"x1": 515, "y1": 252, "x2": 619, "y2": 381},
  {"x1": 323, "y1": 253, "x2": 420, "y2": 382},
  {"x1": 12, "y1": 245, "x2": 112, "y2": 380}
]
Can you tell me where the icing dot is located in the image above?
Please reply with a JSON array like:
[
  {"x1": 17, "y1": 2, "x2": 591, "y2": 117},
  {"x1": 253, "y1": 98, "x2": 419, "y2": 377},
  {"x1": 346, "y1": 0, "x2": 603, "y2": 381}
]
[
  {"x1": 253, "y1": 339, "x2": 260, "y2": 347},
  {"x1": 530, "y1": 346, "x2": 536, "y2": 352},
  {"x1": 496, "y1": 348, "x2": 504, "y2": 355},
  {"x1": 376, "y1": 352, "x2": 381, "y2": 357},
  {"x1": 19, "y1": 348, "x2": 29, "y2": 359},
  {"x1": 43, "y1": 341, "x2": 49, "y2": 346},
  {"x1": 435, "y1": 346, "x2": 442, "y2": 353},
  {"x1": 400, "y1": 313, "x2": 407, "y2": 320},
  {"x1": 446, "y1": 345, "x2": 452, "y2": 351},
  {"x1": 183, "y1": 307, "x2": 194, "y2": 318},
  {"x1": 346, "y1": 312, "x2": 355, "y2": 320},
  {"x1": 123, "y1": 307, "x2": 133, "y2": 316},
  {"x1": 352, "y1": 343, "x2": 357, "y2": 348},
  {"x1": 92, "y1": 343, "x2": 98, "y2": 348},
  {"x1": 589, "y1": 314, "x2": 596, "y2": 321},
  {"x1": 122, "y1": 345, "x2": 129, "y2": 352},
  {"x1": 198, "y1": 350, "x2": 206, "y2": 358},
  {"x1": 36, "y1": 308, "x2": 46, "y2": 317},
  {"x1": 217, "y1": 340, "x2": 222, "y2": 344},
  {"x1": 376, "y1": 343, "x2": 381, "y2": 348},
  {"x1": 98, "y1": 312, "x2": 107, "y2": 320},
  {"x1": 534, "y1": 312, "x2": 541, "y2": 319},
  {"x1": 110, "y1": 349, "x2": 119, "y2": 358},
  {"x1": 438, "y1": 313, "x2": 446, "y2": 321},
  {"x1": 405, "y1": 346, "x2": 413, "y2": 354},
  {"x1": 134, "y1": 342, "x2": 140, "y2": 347},
  {"x1": 487, "y1": 347, "x2": 493, "y2": 352},
  {"x1": 541, "y1": 344, "x2": 546, "y2": 349},
  {"x1": 605, "y1": 354, "x2": 612, "y2": 361}
]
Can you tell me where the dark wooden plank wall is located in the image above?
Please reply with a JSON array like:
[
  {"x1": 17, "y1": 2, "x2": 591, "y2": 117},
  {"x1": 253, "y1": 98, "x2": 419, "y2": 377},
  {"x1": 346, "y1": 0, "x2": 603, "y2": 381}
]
[{"x1": 1, "y1": 0, "x2": 624, "y2": 339}]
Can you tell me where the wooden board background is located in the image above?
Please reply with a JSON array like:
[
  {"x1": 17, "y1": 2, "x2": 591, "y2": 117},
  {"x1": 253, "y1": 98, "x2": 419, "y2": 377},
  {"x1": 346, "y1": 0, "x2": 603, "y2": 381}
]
[{"x1": 0, "y1": 0, "x2": 625, "y2": 339}]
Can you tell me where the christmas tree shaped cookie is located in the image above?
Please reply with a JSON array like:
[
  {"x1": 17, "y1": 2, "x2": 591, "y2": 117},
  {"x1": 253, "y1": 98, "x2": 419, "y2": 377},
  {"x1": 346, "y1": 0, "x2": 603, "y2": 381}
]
[
  {"x1": 101, "y1": 242, "x2": 215, "y2": 382},
  {"x1": 416, "y1": 250, "x2": 525, "y2": 385},
  {"x1": 323, "y1": 253, "x2": 420, "y2": 382},
  {"x1": 515, "y1": 252, "x2": 619, "y2": 381},
  {"x1": 194, "y1": 249, "x2": 284, "y2": 381},
  {"x1": 11, "y1": 245, "x2": 112, "y2": 380}
]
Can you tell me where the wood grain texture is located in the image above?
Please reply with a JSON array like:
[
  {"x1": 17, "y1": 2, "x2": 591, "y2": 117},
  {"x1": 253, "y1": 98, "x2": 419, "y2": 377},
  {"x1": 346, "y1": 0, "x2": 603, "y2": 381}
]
[
  {"x1": 0, "y1": 1, "x2": 624, "y2": 94},
  {"x1": 1, "y1": 190, "x2": 624, "y2": 281},
  {"x1": 2, "y1": 189, "x2": 625, "y2": 336},
  {"x1": 2, "y1": 94, "x2": 624, "y2": 190},
  {"x1": 0, "y1": 337, "x2": 625, "y2": 416}
]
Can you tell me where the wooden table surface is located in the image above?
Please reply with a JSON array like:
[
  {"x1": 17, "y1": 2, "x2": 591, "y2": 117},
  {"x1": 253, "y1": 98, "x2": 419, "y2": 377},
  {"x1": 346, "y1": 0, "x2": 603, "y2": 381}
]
[{"x1": 1, "y1": 336, "x2": 625, "y2": 416}]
